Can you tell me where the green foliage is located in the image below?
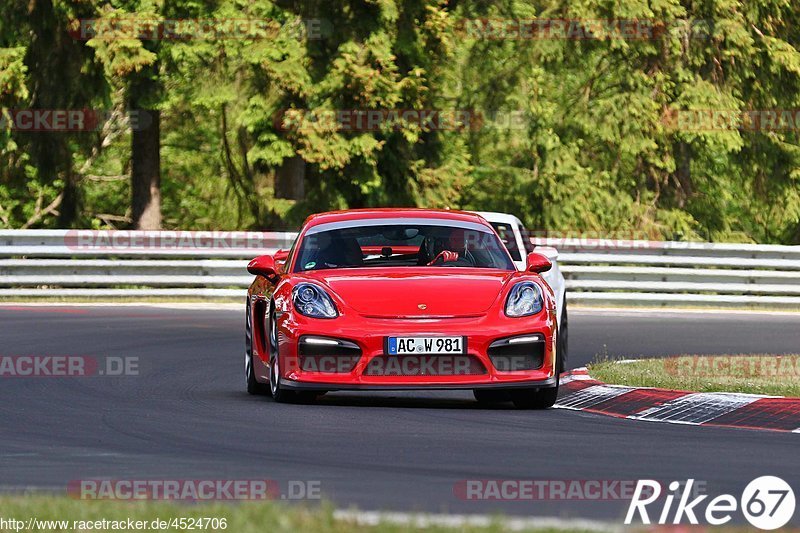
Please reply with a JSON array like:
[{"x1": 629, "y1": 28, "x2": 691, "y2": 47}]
[
  {"x1": 0, "y1": 47, "x2": 29, "y2": 102},
  {"x1": 0, "y1": 0, "x2": 799, "y2": 242}
]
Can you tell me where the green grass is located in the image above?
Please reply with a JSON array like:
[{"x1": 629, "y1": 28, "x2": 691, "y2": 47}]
[
  {"x1": 589, "y1": 355, "x2": 800, "y2": 397},
  {"x1": 0, "y1": 496, "x2": 595, "y2": 533}
]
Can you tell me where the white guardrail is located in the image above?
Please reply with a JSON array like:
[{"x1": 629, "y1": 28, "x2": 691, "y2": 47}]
[{"x1": 1, "y1": 230, "x2": 800, "y2": 308}]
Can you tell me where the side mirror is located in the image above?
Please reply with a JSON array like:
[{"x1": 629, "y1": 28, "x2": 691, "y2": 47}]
[
  {"x1": 247, "y1": 255, "x2": 277, "y2": 279},
  {"x1": 526, "y1": 252, "x2": 552, "y2": 273}
]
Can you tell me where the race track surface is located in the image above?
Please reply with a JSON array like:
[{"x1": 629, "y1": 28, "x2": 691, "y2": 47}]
[{"x1": 0, "y1": 305, "x2": 798, "y2": 523}]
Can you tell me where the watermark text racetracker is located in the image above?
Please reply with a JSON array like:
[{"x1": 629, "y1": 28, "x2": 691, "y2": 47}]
[
  {"x1": 665, "y1": 355, "x2": 800, "y2": 378},
  {"x1": 70, "y1": 17, "x2": 329, "y2": 41},
  {"x1": 289, "y1": 353, "x2": 538, "y2": 374},
  {"x1": 0, "y1": 355, "x2": 138, "y2": 377},
  {"x1": 68, "y1": 479, "x2": 321, "y2": 501},
  {"x1": 662, "y1": 108, "x2": 800, "y2": 131},
  {"x1": 274, "y1": 108, "x2": 526, "y2": 132},
  {"x1": 64, "y1": 230, "x2": 296, "y2": 252},
  {"x1": 454, "y1": 479, "x2": 702, "y2": 501},
  {"x1": 0, "y1": 109, "x2": 151, "y2": 132},
  {"x1": 455, "y1": 18, "x2": 714, "y2": 40}
]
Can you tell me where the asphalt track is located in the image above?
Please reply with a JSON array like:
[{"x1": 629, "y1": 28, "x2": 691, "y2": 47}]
[{"x1": 0, "y1": 305, "x2": 799, "y2": 524}]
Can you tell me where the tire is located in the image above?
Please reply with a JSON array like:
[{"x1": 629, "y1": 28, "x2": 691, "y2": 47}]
[
  {"x1": 245, "y1": 299, "x2": 270, "y2": 396},
  {"x1": 557, "y1": 298, "x2": 568, "y2": 374},
  {"x1": 510, "y1": 385, "x2": 559, "y2": 409},
  {"x1": 267, "y1": 307, "x2": 296, "y2": 403},
  {"x1": 473, "y1": 389, "x2": 510, "y2": 405}
]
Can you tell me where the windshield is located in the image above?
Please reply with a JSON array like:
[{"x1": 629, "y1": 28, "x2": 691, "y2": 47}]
[{"x1": 293, "y1": 219, "x2": 515, "y2": 272}]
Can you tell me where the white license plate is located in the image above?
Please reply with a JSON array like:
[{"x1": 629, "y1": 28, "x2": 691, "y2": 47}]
[{"x1": 387, "y1": 336, "x2": 465, "y2": 355}]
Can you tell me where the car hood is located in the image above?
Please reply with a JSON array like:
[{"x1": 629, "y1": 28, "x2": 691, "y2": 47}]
[{"x1": 305, "y1": 268, "x2": 515, "y2": 318}]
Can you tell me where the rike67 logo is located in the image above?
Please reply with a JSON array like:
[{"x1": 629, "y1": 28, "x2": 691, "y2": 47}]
[{"x1": 625, "y1": 477, "x2": 795, "y2": 530}]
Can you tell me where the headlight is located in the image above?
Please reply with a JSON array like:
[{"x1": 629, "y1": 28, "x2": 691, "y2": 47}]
[
  {"x1": 505, "y1": 282, "x2": 544, "y2": 317},
  {"x1": 292, "y1": 283, "x2": 338, "y2": 318}
]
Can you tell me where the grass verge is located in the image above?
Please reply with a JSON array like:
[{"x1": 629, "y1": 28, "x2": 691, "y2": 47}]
[
  {"x1": 0, "y1": 496, "x2": 596, "y2": 533},
  {"x1": 588, "y1": 355, "x2": 800, "y2": 397}
]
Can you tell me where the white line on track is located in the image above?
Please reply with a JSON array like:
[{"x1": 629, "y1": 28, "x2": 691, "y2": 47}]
[
  {"x1": 632, "y1": 393, "x2": 761, "y2": 424},
  {"x1": 555, "y1": 384, "x2": 634, "y2": 410}
]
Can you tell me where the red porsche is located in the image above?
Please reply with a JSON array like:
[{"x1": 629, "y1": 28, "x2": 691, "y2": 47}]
[{"x1": 245, "y1": 209, "x2": 562, "y2": 409}]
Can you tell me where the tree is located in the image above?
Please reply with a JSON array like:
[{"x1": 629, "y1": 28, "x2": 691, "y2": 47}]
[
  {"x1": 1, "y1": 0, "x2": 108, "y2": 228},
  {"x1": 86, "y1": 2, "x2": 164, "y2": 230},
  {"x1": 3, "y1": 0, "x2": 799, "y2": 243}
]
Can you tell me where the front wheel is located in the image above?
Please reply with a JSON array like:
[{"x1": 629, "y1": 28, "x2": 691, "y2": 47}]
[
  {"x1": 268, "y1": 308, "x2": 295, "y2": 403},
  {"x1": 268, "y1": 351, "x2": 319, "y2": 404},
  {"x1": 557, "y1": 298, "x2": 568, "y2": 374},
  {"x1": 510, "y1": 386, "x2": 559, "y2": 409},
  {"x1": 267, "y1": 309, "x2": 322, "y2": 404}
]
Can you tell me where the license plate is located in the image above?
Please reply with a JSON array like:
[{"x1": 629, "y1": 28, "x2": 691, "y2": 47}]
[{"x1": 386, "y1": 336, "x2": 466, "y2": 355}]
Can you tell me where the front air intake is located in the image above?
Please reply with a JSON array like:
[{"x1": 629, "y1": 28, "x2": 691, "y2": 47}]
[
  {"x1": 364, "y1": 354, "x2": 487, "y2": 376},
  {"x1": 487, "y1": 335, "x2": 545, "y2": 371},
  {"x1": 298, "y1": 336, "x2": 361, "y2": 373}
]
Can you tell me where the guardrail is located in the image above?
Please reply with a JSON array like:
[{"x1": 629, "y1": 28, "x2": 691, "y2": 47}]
[{"x1": 1, "y1": 230, "x2": 799, "y2": 308}]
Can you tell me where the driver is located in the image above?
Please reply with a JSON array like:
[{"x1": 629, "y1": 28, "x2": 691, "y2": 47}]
[
  {"x1": 425, "y1": 228, "x2": 474, "y2": 266},
  {"x1": 305, "y1": 232, "x2": 363, "y2": 269}
]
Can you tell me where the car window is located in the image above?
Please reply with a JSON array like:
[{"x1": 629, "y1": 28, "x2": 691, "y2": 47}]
[
  {"x1": 490, "y1": 222, "x2": 522, "y2": 261},
  {"x1": 294, "y1": 220, "x2": 515, "y2": 271}
]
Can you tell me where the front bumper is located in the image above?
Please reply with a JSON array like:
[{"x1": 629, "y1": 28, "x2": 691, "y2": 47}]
[
  {"x1": 274, "y1": 309, "x2": 558, "y2": 391},
  {"x1": 282, "y1": 376, "x2": 558, "y2": 392}
]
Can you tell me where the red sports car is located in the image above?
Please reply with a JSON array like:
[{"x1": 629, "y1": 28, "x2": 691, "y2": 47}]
[{"x1": 245, "y1": 209, "x2": 561, "y2": 409}]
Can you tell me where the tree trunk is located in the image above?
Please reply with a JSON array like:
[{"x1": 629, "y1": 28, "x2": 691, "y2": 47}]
[
  {"x1": 57, "y1": 166, "x2": 79, "y2": 227},
  {"x1": 130, "y1": 67, "x2": 161, "y2": 230},
  {"x1": 275, "y1": 155, "x2": 306, "y2": 200},
  {"x1": 674, "y1": 140, "x2": 692, "y2": 208}
]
